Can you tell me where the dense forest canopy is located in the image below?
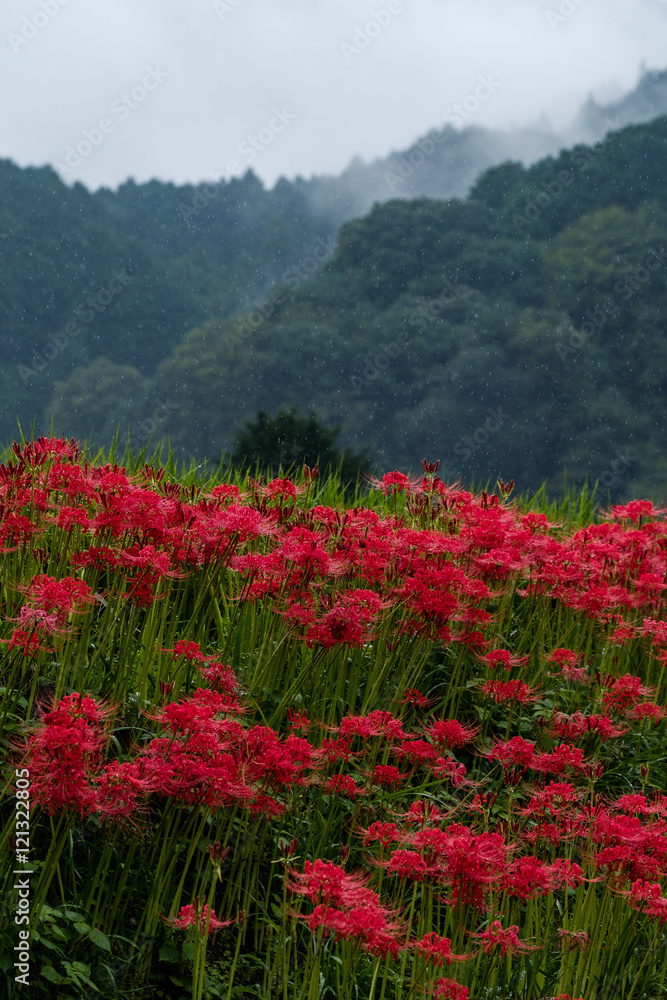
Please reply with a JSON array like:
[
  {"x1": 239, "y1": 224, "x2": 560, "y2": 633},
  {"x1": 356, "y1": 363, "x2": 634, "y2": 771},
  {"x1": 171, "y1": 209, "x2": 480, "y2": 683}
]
[{"x1": 1, "y1": 113, "x2": 666, "y2": 499}]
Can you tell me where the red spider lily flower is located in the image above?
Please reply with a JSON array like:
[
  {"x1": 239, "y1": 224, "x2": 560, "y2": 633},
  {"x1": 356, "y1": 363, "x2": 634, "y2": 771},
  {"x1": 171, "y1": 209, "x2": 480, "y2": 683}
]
[
  {"x1": 480, "y1": 679, "x2": 540, "y2": 704},
  {"x1": 481, "y1": 648, "x2": 530, "y2": 671},
  {"x1": 197, "y1": 661, "x2": 239, "y2": 696},
  {"x1": 533, "y1": 744, "x2": 587, "y2": 776},
  {"x1": 431, "y1": 756, "x2": 471, "y2": 788},
  {"x1": 641, "y1": 618, "x2": 667, "y2": 643},
  {"x1": 369, "y1": 470, "x2": 420, "y2": 496},
  {"x1": 429, "y1": 978, "x2": 469, "y2": 1000},
  {"x1": 287, "y1": 708, "x2": 310, "y2": 733},
  {"x1": 425, "y1": 719, "x2": 479, "y2": 749},
  {"x1": 502, "y1": 856, "x2": 554, "y2": 900},
  {"x1": 370, "y1": 765, "x2": 405, "y2": 788},
  {"x1": 14, "y1": 693, "x2": 115, "y2": 818},
  {"x1": 2, "y1": 628, "x2": 44, "y2": 656},
  {"x1": 602, "y1": 673, "x2": 656, "y2": 712},
  {"x1": 286, "y1": 859, "x2": 382, "y2": 910},
  {"x1": 361, "y1": 821, "x2": 400, "y2": 848},
  {"x1": 161, "y1": 639, "x2": 207, "y2": 661},
  {"x1": 608, "y1": 499, "x2": 666, "y2": 522},
  {"x1": 323, "y1": 774, "x2": 363, "y2": 798},
  {"x1": 163, "y1": 902, "x2": 234, "y2": 934},
  {"x1": 411, "y1": 931, "x2": 473, "y2": 967},
  {"x1": 623, "y1": 880, "x2": 667, "y2": 923},
  {"x1": 11, "y1": 574, "x2": 95, "y2": 637},
  {"x1": 556, "y1": 929, "x2": 590, "y2": 953},
  {"x1": 469, "y1": 920, "x2": 539, "y2": 957},
  {"x1": 626, "y1": 702, "x2": 667, "y2": 723},
  {"x1": 306, "y1": 902, "x2": 403, "y2": 959},
  {"x1": 548, "y1": 711, "x2": 629, "y2": 741},
  {"x1": 400, "y1": 687, "x2": 435, "y2": 709},
  {"x1": 486, "y1": 736, "x2": 536, "y2": 772},
  {"x1": 382, "y1": 849, "x2": 434, "y2": 882},
  {"x1": 94, "y1": 760, "x2": 152, "y2": 829},
  {"x1": 546, "y1": 648, "x2": 589, "y2": 682},
  {"x1": 210, "y1": 483, "x2": 241, "y2": 501},
  {"x1": 337, "y1": 710, "x2": 406, "y2": 742},
  {"x1": 396, "y1": 738, "x2": 439, "y2": 767}
]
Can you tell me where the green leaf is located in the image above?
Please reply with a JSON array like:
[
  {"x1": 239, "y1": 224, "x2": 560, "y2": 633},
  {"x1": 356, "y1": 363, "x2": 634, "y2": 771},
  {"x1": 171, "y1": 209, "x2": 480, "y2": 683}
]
[
  {"x1": 182, "y1": 941, "x2": 195, "y2": 962},
  {"x1": 64, "y1": 910, "x2": 83, "y2": 922},
  {"x1": 40, "y1": 965, "x2": 64, "y2": 984},
  {"x1": 73, "y1": 921, "x2": 91, "y2": 935},
  {"x1": 88, "y1": 928, "x2": 111, "y2": 951},
  {"x1": 159, "y1": 942, "x2": 181, "y2": 963}
]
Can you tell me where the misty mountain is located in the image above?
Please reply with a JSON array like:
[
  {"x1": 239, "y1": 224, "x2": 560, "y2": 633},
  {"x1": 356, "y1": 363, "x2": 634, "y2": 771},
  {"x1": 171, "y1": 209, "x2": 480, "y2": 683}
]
[{"x1": 297, "y1": 66, "x2": 667, "y2": 224}]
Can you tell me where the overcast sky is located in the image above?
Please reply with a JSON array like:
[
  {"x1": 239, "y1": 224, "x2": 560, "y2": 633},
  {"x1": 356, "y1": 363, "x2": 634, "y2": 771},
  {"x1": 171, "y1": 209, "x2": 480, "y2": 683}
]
[{"x1": 1, "y1": 0, "x2": 666, "y2": 192}]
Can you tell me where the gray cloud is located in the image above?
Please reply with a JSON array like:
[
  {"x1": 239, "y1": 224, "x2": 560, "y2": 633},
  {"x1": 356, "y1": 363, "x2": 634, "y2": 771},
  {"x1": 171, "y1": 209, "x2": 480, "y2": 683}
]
[{"x1": 1, "y1": 0, "x2": 666, "y2": 190}]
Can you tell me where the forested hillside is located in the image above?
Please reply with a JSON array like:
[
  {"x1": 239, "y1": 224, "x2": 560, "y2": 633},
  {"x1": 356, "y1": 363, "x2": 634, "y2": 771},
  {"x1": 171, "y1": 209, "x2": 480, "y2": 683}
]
[
  {"x1": 60, "y1": 115, "x2": 667, "y2": 499},
  {"x1": 2, "y1": 110, "x2": 667, "y2": 499}
]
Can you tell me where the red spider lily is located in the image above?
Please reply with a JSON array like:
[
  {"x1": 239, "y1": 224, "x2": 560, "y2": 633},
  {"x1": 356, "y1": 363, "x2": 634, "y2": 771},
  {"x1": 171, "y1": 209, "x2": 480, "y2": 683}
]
[
  {"x1": 624, "y1": 880, "x2": 667, "y2": 923},
  {"x1": 209, "y1": 483, "x2": 241, "y2": 501},
  {"x1": 480, "y1": 679, "x2": 540, "y2": 704},
  {"x1": 400, "y1": 687, "x2": 435, "y2": 708},
  {"x1": 481, "y1": 648, "x2": 530, "y2": 671},
  {"x1": 305, "y1": 902, "x2": 403, "y2": 959},
  {"x1": 608, "y1": 500, "x2": 666, "y2": 522},
  {"x1": 197, "y1": 661, "x2": 239, "y2": 696},
  {"x1": 2, "y1": 628, "x2": 45, "y2": 656},
  {"x1": 324, "y1": 774, "x2": 362, "y2": 798},
  {"x1": 429, "y1": 978, "x2": 469, "y2": 1000},
  {"x1": 602, "y1": 673, "x2": 656, "y2": 712},
  {"x1": 361, "y1": 821, "x2": 400, "y2": 847},
  {"x1": 411, "y1": 931, "x2": 473, "y2": 967},
  {"x1": 469, "y1": 920, "x2": 540, "y2": 957},
  {"x1": 556, "y1": 929, "x2": 590, "y2": 953},
  {"x1": 486, "y1": 736, "x2": 536, "y2": 773},
  {"x1": 369, "y1": 471, "x2": 420, "y2": 496},
  {"x1": 548, "y1": 711, "x2": 629, "y2": 741},
  {"x1": 337, "y1": 710, "x2": 406, "y2": 742},
  {"x1": 12, "y1": 574, "x2": 95, "y2": 636},
  {"x1": 370, "y1": 765, "x2": 405, "y2": 788},
  {"x1": 14, "y1": 693, "x2": 115, "y2": 818},
  {"x1": 431, "y1": 756, "x2": 471, "y2": 788},
  {"x1": 286, "y1": 859, "x2": 371, "y2": 906},
  {"x1": 381, "y1": 849, "x2": 436, "y2": 882},
  {"x1": 425, "y1": 719, "x2": 479, "y2": 749},
  {"x1": 94, "y1": 760, "x2": 152, "y2": 829},
  {"x1": 163, "y1": 902, "x2": 234, "y2": 934},
  {"x1": 287, "y1": 708, "x2": 310, "y2": 733}
]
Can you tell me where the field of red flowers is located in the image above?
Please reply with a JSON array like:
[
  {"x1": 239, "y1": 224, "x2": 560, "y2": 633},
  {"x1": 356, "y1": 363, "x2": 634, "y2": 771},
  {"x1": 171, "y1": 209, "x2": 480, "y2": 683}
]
[{"x1": 1, "y1": 438, "x2": 667, "y2": 1000}]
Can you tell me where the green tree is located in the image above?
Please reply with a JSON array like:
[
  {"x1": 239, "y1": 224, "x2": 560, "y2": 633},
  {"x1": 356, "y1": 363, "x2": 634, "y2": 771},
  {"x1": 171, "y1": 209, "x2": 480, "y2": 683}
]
[{"x1": 230, "y1": 407, "x2": 372, "y2": 485}]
